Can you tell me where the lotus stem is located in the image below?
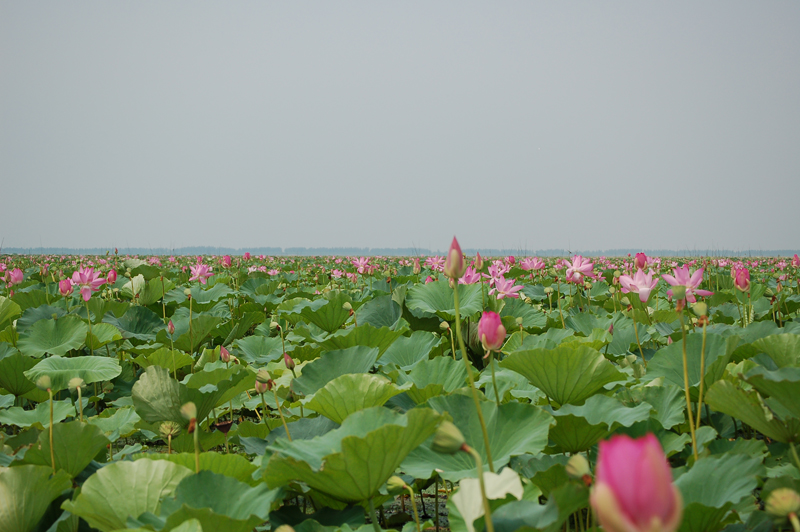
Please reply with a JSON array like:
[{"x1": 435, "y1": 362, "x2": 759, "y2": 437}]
[
  {"x1": 464, "y1": 445, "x2": 495, "y2": 532},
  {"x1": 192, "y1": 420, "x2": 200, "y2": 473},
  {"x1": 452, "y1": 284, "x2": 495, "y2": 472},
  {"x1": 405, "y1": 485, "x2": 422, "y2": 532},
  {"x1": 368, "y1": 497, "x2": 381, "y2": 532},
  {"x1": 273, "y1": 388, "x2": 292, "y2": 441},
  {"x1": 790, "y1": 443, "x2": 800, "y2": 472},
  {"x1": 557, "y1": 281, "x2": 566, "y2": 328},
  {"x1": 630, "y1": 307, "x2": 646, "y2": 368},
  {"x1": 678, "y1": 312, "x2": 699, "y2": 461},
  {"x1": 435, "y1": 475, "x2": 440, "y2": 532},
  {"x1": 77, "y1": 386, "x2": 84, "y2": 422},
  {"x1": 168, "y1": 433, "x2": 172, "y2": 455},
  {"x1": 48, "y1": 388, "x2": 56, "y2": 475},
  {"x1": 695, "y1": 321, "x2": 707, "y2": 431},
  {"x1": 789, "y1": 512, "x2": 800, "y2": 532},
  {"x1": 188, "y1": 296, "x2": 194, "y2": 370},
  {"x1": 448, "y1": 325, "x2": 456, "y2": 361},
  {"x1": 490, "y1": 353, "x2": 500, "y2": 406},
  {"x1": 260, "y1": 392, "x2": 269, "y2": 426},
  {"x1": 85, "y1": 300, "x2": 94, "y2": 357}
]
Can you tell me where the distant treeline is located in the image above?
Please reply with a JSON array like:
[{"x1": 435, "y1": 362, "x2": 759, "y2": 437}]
[{"x1": 2, "y1": 246, "x2": 798, "y2": 257}]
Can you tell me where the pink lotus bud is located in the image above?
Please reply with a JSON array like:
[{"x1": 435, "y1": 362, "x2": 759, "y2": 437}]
[
  {"x1": 284, "y1": 352, "x2": 296, "y2": 370},
  {"x1": 222, "y1": 255, "x2": 232, "y2": 268},
  {"x1": 7, "y1": 268, "x2": 23, "y2": 287},
  {"x1": 634, "y1": 253, "x2": 648, "y2": 270},
  {"x1": 506, "y1": 256, "x2": 515, "y2": 266},
  {"x1": 475, "y1": 252, "x2": 484, "y2": 270},
  {"x1": 243, "y1": 252, "x2": 251, "y2": 260},
  {"x1": 59, "y1": 278, "x2": 74, "y2": 297},
  {"x1": 793, "y1": 254, "x2": 800, "y2": 267},
  {"x1": 590, "y1": 434, "x2": 682, "y2": 532},
  {"x1": 443, "y1": 237, "x2": 467, "y2": 279},
  {"x1": 608, "y1": 323, "x2": 614, "y2": 335},
  {"x1": 425, "y1": 276, "x2": 435, "y2": 284},
  {"x1": 254, "y1": 377, "x2": 270, "y2": 394},
  {"x1": 41, "y1": 263, "x2": 49, "y2": 276},
  {"x1": 412, "y1": 258, "x2": 421, "y2": 275},
  {"x1": 734, "y1": 268, "x2": 750, "y2": 292},
  {"x1": 168, "y1": 320, "x2": 175, "y2": 335},
  {"x1": 107, "y1": 269, "x2": 117, "y2": 284},
  {"x1": 478, "y1": 311, "x2": 506, "y2": 353},
  {"x1": 220, "y1": 345, "x2": 231, "y2": 363}
]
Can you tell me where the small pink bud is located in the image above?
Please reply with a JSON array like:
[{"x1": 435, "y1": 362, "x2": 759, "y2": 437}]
[
  {"x1": 478, "y1": 311, "x2": 506, "y2": 353},
  {"x1": 506, "y1": 256, "x2": 515, "y2": 266},
  {"x1": 412, "y1": 258, "x2": 421, "y2": 275},
  {"x1": 475, "y1": 252, "x2": 484, "y2": 271},
  {"x1": 168, "y1": 320, "x2": 175, "y2": 335},
  {"x1": 59, "y1": 278, "x2": 74, "y2": 297},
  {"x1": 7, "y1": 268, "x2": 23, "y2": 287},
  {"x1": 634, "y1": 253, "x2": 648, "y2": 270},
  {"x1": 443, "y1": 237, "x2": 467, "y2": 279},
  {"x1": 220, "y1": 345, "x2": 231, "y2": 363},
  {"x1": 107, "y1": 269, "x2": 117, "y2": 284},
  {"x1": 733, "y1": 267, "x2": 750, "y2": 292},
  {"x1": 284, "y1": 352, "x2": 296, "y2": 370},
  {"x1": 243, "y1": 252, "x2": 251, "y2": 260}
]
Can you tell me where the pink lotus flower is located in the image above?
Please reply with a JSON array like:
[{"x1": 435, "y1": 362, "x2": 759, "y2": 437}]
[
  {"x1": 506, "y1": 256, "x2": 516, "y2": 266},
  {"x1": 243, "y1": 252, "x2": 251, "y2": 260},
  {"x1": 189, "y1": 264, "x2": 214, "y2": 285},
  {"x1": 618, "y1": 269, "x2": 659, "y2": 303},
  {"x1": 6, "y1": 268, "x2": 23, "y2": 287},
  {"x1": 59, "y1": 278, "x2": 74, "y2": 297},
  {"x1": 458, "y1": 266, "x2": 481, "y2": 285},
  {"x1": 634, "y1": 252, "x2": 649, "y2": 271},
  {"x1": 71, "y1": 267, "x2": 107, "y2": 302},
  {"x1": 478, "y1": 311, "x2": 506, "y2": 353},
  {"x1": 424, "y1": 275, "x2": 435, "y2": 284},
  {"x1": 425, "y1": 256, "x2": 445, "y2": 272},
  {"x1": 590, "y1": 434, "x2": 682, "y2": 532},
  {"x1": 107, "y1": 269, "x2": 117, "y2": 285},
  {"x1": 221, "y1": 255, "x2": 232, "y2": 268},
  {"x1": 661, "y1": 265, "x2": 713, "y2": 303},
  {"x1": 733, "y1": 267, "x2": 750, "y2": 291},
  {"x1": 482, "y1": 262, "x2": 511, "y2": 287},
  {"x1": 443, "y1": 237, "x2": 467, "y2": 279},
  {"x1": 331, "y1": 269, "x2": 344, "y2": 279},
  {"x1": 565, "y1": 256, "x2": 599, "y2": 284},
  {"x1": 520, "y1": 257, "x2": 545, "y2": 271},
  {"x1": 475, "y1": 252, "x2": 484, "y2": 270},
  {"x1": 220, "y1": 345, "x2": 231, "y2": 363},
  {"x1": 489, "y1": 276, "x2": 524, "y2": 299},
  {"x1": 793, "y1": 254, "x2": 799, "y2": 267},
  {"x1": 352, "y1": 257, "x2": 370, "y2": 274},
  {"x1": 412, "y1": 258, "x2": 421, "y2": 275},
  {"x1": 168, "y1": 320, "x2": 175, "y2": 335}
]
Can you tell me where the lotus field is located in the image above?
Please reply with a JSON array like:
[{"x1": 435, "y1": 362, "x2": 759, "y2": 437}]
[{"x1": 3, "y1": 240, "x2": 800, "y2": 532}]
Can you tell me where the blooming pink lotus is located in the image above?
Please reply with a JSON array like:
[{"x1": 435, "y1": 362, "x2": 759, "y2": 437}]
[
  {"x1": 71, "y1": 267, "x2": 107, "y2": 302},
  {"x1": 661, "y1": 265, "x2": 713, "y2": 303},
  {"x1": 189, "y1": 264, "x2": 214, "y2": 285},
  {"x1": 793, "y1": 254, "x2": 799, "y2": 268},
  {"x1": 6, "y1": 268, "x2": 23, "y2": 287},
  {"x1": 243, "y1": 252, "x2": 251, "y2": 260},
  {"x1": 619, "y1": 269, "x2": 659, "y2": 303},
  {"x1": 565, "y1": 256, "x2": 600, "y2": 284},
  {"x1": 352, "y1": 257, "x2": 370, "y2": 274},
  {"x1": 59, "y1": 278, "x2": 74, "y2": 297},
  {"x1": 478, "y1": 311, "x2": 506, "y2": 353},
  {"x1": 443, "y1": 237, "x2": 467, "y2": 279},
  {"x1": 425, "y1": 256, "x2": 445, "y2": 272},
  {"x1": 591, "y1": 434, "x2": 682, "y2": 532},
  {"x1": 489, "y1": 276, "x2": 523, "y2": 299},
  {"x1": 222, "y1": 255, "x2": 232, "y2": 268},
  {"x1": 634, "y1": 252, "x2": 649, "y2": 271},
  {"x1": 520, "y1": 257, "x2": 545, "y2": 272},
  {"x1": 733, "y1": 267, "x2": 750, "y2": 291},
  {"x1": 458, "y1": 266, "x2": 481, "y2": 285}
]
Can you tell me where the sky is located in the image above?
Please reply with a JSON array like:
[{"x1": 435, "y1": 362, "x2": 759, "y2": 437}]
[{"x1": 1, "y1": 2, "x2": 799, "y2": 254}]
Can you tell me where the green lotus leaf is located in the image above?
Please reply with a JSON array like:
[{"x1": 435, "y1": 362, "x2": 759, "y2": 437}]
[
  {"x1": 86, "y1": 322, "x2": 123, "y2": 350},
  {"x1": 489, "y1": 483, "x2": 586, "y2": 532},
  {"x1": 646, "y1": 333, "x2": 738, "y2": 394},
  {"x1": 0, "y1": 399, "x2": 75, "y2": 428},
  {"x1": 137, "y1": 276, "x2": 176, "y2": 306},
  {"x1": 103, "y1": 306, "x2": 166, "y2": 342},
  {"x1": 265, "y1": 406, "x2": 444, "y2": 503},
  {"x1": 234, "y1": 335, "x2": 284, "y2": 364},
  {"x1": 139, "y1": 452, "x2": 260, "y2": 486},
  {"x1": 88, "y1": 406, "x2": 141, "y2": 442},
  {"x1": 406, "y1": 281, "x2": 483, "y2": 321},
  {"x1": 298, "y1": 291, "x2": 352, "y2": 333},
  {"x1": 134, "y1": 347, "x2": 195, "y2": 372},
  {"x1": 745, "y1": 366, "x2": 800, "y2": 419},
  {"x1": 190, "y1": 283, "x2": 233, "y2": 306},
  {"x1": 17, "y1": 315, "x2": 88, "y2": 358},
  {"x1": 10, "y1": 290, "x2": 49, "y2": 312},
  {"x1": 19, "y1": 420, "x2": 110, "y2": 477},
  {"x1": 500, "y1": 345, "x2": 626, "y2": 406},
  {"x1": 398, "y1": 356, "x2": 468, "y2": 404},
  {"x1": 378, "y1": 331, "x2": 441, "y2": 370},
  {"x1": 24, "y1": 355, "x2": 122, "y2": 393},
  {"x1": 218, "y1": 311, "x2": 266, "y2": 344},
  {"x1": 319, "y1": 324, "x2": 406, "y2": 357},
  {"x1": 402, "y1": 394, "x2": 554, "y2": 482},
  {"x1": 15, "y1": 304, "x2": 65, "y2": 334},
  {"x1": 293, "y1": 346, "x2": 379, "y2": 396},
  {"x1": 641, "y1": 384, "x2": 686, "y2": 430},
  {"x1": 500, "y1": 298, "x2": 547, "y2": 329},
  {"x1": 750, "y1": 334, "x2": 800, "y2": 367},
  {"x1": 356, "y1": 295, "x2": 403, "y2": 329},
  {"x1": 476, "y1": 360, "x2": 542, "y2": 404},
  {"x1": 705, "y1": 380, "x2": 799, "y2": 443},
  {"x1": 0, "y1": 296, "x2": 22, "y2": 331},
  {"x1": 304, "y1": 373, "x2": 405, "y2": 423},
  {"x1": 0, "y1": 352, "x2": 38, "y2": 396},
  {"x1": 62, "y1": 458, "x2": 193, "y2": 532},
  {"x1": 157, "y1": 314, "x2": 225, "y2": 353},
  {"x1": 0, "y1": 465, "x2": 72, "y2": 532}
]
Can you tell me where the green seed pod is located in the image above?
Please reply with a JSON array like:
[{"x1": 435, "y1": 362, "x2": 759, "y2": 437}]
[{"x1": 431, "y1": 421, "x2": 466, "y2": 455}]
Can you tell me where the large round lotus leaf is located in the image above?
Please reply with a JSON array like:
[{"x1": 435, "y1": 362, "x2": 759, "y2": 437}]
[
  {"x1": 62, "y1": 458, "x2": 193, "y2": 532},
  {"x1": 406, "y1": 281, "x2": 483, "y2": 321},
  {"x1": 139, "y1": 452, "x2": 260, "y2": 486},
  {"x1": 750, "y1": 334, "x2": 800, "y2": 367},
  {"x1": 17, "y1": 315, "x2": 88, "y2": 358},
  {"x1": 500, "y1": 345, "x2": 625, "y2": 406},
  {"x1": 133, "y1": 347, "x2": 195, "y2": 372},
  {"x1": 304, "y1": 373, "x2": 405, "y2": 424},
  {"x1": 24, "y1": 355, "x2": 122, "y2": 393},
  {"x1": 0, "y1": 465, "x2": 72, "y2": 532},
  {"x1": 400, "y1": 356, "x2": 468, "y2": 404},
  {"x1": 402, "y1": 394, "x2": 554, "y2": 482},
  {"x1": 0, "y1": 297, "x2": 22, "y2": 331},
  {"x1": 0, "y1": 352, "x2": 38, "y2": 396},
  {"x1": 0, "y1": 399, "x2": 75, "y2": 429},
  {"x1": 234, "y1": 335, "x2": 283, "y2": 365},
  {"x1": 356, "y1": 295, "x2": 403, "y2": 329},
  {"x1": 103, "y1": 306, "x2": 166, "y2": 342},
  {"x1": 296, "y1": 291, "x2": 352, "y2": 333},
  {"x1": 378, "y1": 331, "x2": 441, "y2": 370},
  {"x1": 156, "y1": 314, "x2": 225, "y2": 353},
  {"x1": 89, "y1": 406, "x2": 141, "y2": 442},
  {"x1": 293, "y1": 346, "x2": 380, "y2": 396},
  {"x1": 86, "y1": 322, "x2": 123, "y2": 350},
  {"x1": 264, "y1": 406, "x2": 444, "y2": 503},
  {"x1": 15, "y1": 304, "x2": 65, "y2": 334},
  {"x1": 645, "y1": 333, "x2": 739, "y2": 394},
  {"x1": 318, "y1": 324, "x2": 405, "y2": 357},
  {"x1": 746, "y1": 366, "x2": 800, "y2": 419},
  {"x1": 20, "y1": 420, "x2": 110, "y2": 477}
]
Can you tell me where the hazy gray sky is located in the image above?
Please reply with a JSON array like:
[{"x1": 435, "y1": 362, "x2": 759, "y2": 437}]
[{"x1": 2, "y1": 2, "x2": 798, "y2": 253}]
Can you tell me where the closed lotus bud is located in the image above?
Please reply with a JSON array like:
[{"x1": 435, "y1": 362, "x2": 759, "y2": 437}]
[
  {"x1": 36, "y1": 375, "x2": 52, "y2": 391},
  {"x1": 387, "y1": 475, "x2": 407, "y2": 495},
  {"x1": 765, "y1": 488, "x2": 800, "y2": 518},
  {"x1": 608, "y1": 323, "x2": 614, "y2": 334},
  {"x1": 440, "y1": 321, "x2": 450, "y2": 330},
  {"x1": 168, "y1": 320, "x2": 175, "y2": 335},
  {"x1": 412, "y1": 258, "x2": 421, "y2": 275},
  {"x1": 634, "y1": 253, "x2": 648, "y2": 270},
  {"x1": 284, "y1": 352, "x2": 296, "y2": 370},
  {"x1": 270, "y1": 321, "x2": 279, "y2": 330},
  {"x1": 254, "y1": 378, "x2": 269, "y2": 394},
  {"x1": 443, "y1": 237, "x2": 467, "y2": 279},
  {"x1": 475, "y1": 252, "x2": 484, "y2": 271},
  {"x1": 180, "y1": 402, "x2": 197, "y2": 421},
  {"x1": 220, "y1": 345, "x2": 231, "y2": 363},
  {"x1": 107, "y1": 269, "x2": 117, "y2": 284},
  {"x1": 68, "y1": 377, "x2": 85, "y2": 391},
  {"x1": 59, "y1": 278, "x2": 74, "y2": 297},
  {"x1": 566, "y1": 454, "x2": 592, "y2": 483},
  {"x1": 342, "y1": 302, "x2": 352, "y2": 312},
  {"x1": 734, "y1": 268, "x2": 751, "y2": 292},
  {"x1": 160, "y1": 421, "x2": 181, "y2": 438},
  {"x1": 183, "y1": 288, "x2": 191, "y2": 297},
  {"x1": 671, "y1": 285, "x2": 687, "y2": 300},
  {"x1": 692, "y1": 302, "x2": 708, "y2": 317},
  {"x1": 478, "y1": 311, "x2": 506, "y2": 352},
  {"x1": 431, "y1": 421, "x2": 466, "y2": 454},
  {"x1": 256, "y1": 369, "x2": 271, "y2": 384}
]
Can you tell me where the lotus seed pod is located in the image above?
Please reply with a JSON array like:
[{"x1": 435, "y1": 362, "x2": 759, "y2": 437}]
[
  {"x1": 180, "y1": 402, "x2": 197, "y2": 420},
  {"x1": 440, "y1": 321, "x2": 450, "y2": 330},
  {"x1": 431, "y1": 421, "x2": 466, "y2": 454},
  {"x1": 566, "y1": 454, "x2": 591, "y2": 479},
  {"x1": 692, "y1": 302, "x2": 708, "y2": 317},
  {"x1": 765, "y1": 488, "x2": 800, "y2": 518},
  {"x1": 387, "y1": 475, "x2": 407, "y2": 495},
  {"x1": 544, "y1": 286, "x2": 554, "y2": 295},
  {"x1": 159, "y1": 421, "x2": 181, "y2": 438},
  {"x1": 342, "y1": 302, "x2": 352, "y2": 311},
  {"x1": 608, "y1": 286, "x2": 616, "y2": 294},
  {"x1": 671, "y1": 285, "x2": 687, "y2": 300},
  {"x1": 36, "y1": 375, "x2": 52, "y2": 391},
  {"x1": 183, "y1": 288, "x2": 191, "y2": 297},
  {"x1": 68, "y1": 377, "x2": 85, "y2": 391},
  {"x1": 620, "y1": 296, "x2": 630, "y2": 307},
  {"x1": 256, "y1": 369, "x2": 271, "y2": 384},
  {"x1": 274, "y1": 526, "x2": 296, "y2": 532}
]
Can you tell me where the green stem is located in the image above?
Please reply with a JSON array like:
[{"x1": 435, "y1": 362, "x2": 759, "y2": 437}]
[
  {"x1": 453, "y1": 284, "x2": 495, "y2": 472},
  {"x1": 490, "y1": 354, "x2": 500, "y2": 406},
  {"x1": 188, "y1": 296, "x2": 194, "y2": 370},
  {"x1": 789, "y1": 513, "x2": 800, "y2": 532},
  {"x1": 273, "y1": 388, "x2": 292, "y2": 441},
  {"x1": 678, "y1": 312, "x2": 699, "y2": 461},
  {"x1": 85, "y1": 300, "x2": 94, "y2": 357},
  {"x1": 260, "y1": 393, "x2": 269, "y2": 426},
  {"x1": 465, "y1": 445, "x2": 495, "y2": 532},
  {"x1": 405, "y1": 486, "x2": 422, "y2": 532},
  {"x1": 193, "y1": 420, "x2": 200, "y2": 473},
  {"x1": 369, "y1": 497, "x2": 381, "y2": 532},
  {"x1": 630, "y1": 307, "x2": 646, "y2": 368},
  {"x1": 695, "y1": 322, "x2": 707, "y2": 431},
  {"x1": 48, "y1": 388, "x2": 56, "y2": 475},
  {"x1": 77, "y1": 386, "x2": 84, "y2": 422},
  {"x1": 790, "y1": 443, "x2": 800, "y2": 472}
]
